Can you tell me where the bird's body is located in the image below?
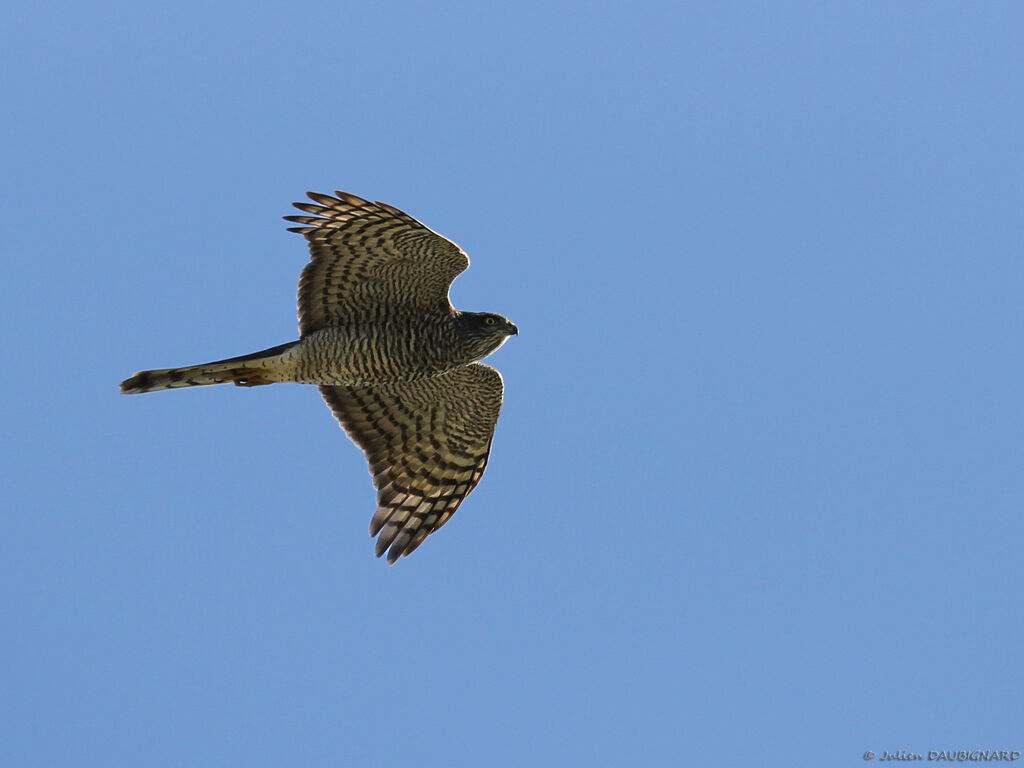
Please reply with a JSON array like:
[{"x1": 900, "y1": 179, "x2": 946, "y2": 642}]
[
  {"x1": 122, "y1": 315, "x2": 513, "y2": 391},
  {"x1": 121, "y1": 190, "x2": 517, "y2": 563}
]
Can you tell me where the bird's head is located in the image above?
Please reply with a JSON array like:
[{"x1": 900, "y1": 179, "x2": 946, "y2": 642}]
[{"x1": 457, "y1": 312, "x2": 518, "y2": 358}]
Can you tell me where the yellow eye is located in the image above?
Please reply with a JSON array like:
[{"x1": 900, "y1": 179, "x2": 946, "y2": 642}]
[{"x1": 484, "y1": 316, "x2": 498, "y2": 326}]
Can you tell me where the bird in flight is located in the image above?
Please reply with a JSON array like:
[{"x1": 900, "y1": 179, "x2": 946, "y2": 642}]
[{"x1": 121, "y1": 190, "x2": 517, "y2": 564}]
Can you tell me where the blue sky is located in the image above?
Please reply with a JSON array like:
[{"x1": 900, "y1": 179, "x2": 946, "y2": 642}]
[{"x1": 2, "y1": 1, "x2": 1022, "y2": 765}]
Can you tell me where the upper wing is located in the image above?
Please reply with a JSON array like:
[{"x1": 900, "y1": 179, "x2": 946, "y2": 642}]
[
  {"x1": 284, "y1": 190, "x2": 470, "y2": 335},
  {"x1": 319, "y1": 363, "x2": 504, "y2": 564}
]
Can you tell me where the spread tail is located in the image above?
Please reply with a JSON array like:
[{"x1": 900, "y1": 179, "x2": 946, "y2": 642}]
[{"x1": 120, "y1": 341, "x2": 299, "y2": 394}]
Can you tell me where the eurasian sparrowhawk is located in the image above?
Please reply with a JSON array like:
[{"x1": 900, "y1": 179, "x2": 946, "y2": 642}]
[{"x1": 121, "y1": 190, "x2": 517, "y2": 564}]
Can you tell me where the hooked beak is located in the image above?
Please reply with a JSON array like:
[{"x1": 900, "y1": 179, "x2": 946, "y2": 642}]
[{"x1": 508, "y1": 322, "x2": 519, "y2": 336}]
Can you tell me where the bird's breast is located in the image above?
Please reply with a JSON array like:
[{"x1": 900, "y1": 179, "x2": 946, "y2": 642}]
[{"x1": 293, "y1": 321, "x2": 464, "y2": 385}]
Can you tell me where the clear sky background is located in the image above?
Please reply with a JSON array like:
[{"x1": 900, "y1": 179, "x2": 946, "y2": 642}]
[{"x1": 2, "y1": 2, "x2": 1022, "y2": 766}]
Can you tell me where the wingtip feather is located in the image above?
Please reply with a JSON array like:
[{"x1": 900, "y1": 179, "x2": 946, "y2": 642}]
[
  {"x1": 334, "y1": 190, "x2": 369, "y2": 206},
  {"x1": 387, "y1": 531, "x2": 412, "y2": 564},
  {"x1": 307, "y1": 191, "x2": 338, "y2": 207}
]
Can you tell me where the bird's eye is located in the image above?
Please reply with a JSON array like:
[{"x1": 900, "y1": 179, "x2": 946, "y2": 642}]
[{"x1": 484, "y1": 316, "x2": 498, "y2": 326}]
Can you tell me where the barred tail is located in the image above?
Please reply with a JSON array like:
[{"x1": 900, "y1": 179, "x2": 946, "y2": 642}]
[{"x1": 120, "y1": 341, "x2": 300, "y2": 394}]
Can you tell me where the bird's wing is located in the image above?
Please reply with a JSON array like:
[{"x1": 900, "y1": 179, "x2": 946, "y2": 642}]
[
  {"x1": 284, "y1": 190, "x2": 470, "y2": 335},
  {"x1": 319, "y1": 363, "x2": 504, "y2": 563}
]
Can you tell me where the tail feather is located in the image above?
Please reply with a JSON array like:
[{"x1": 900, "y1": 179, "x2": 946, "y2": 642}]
[{"x1": 120, "y1": 341, "x2": 299, "y2": 394}]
